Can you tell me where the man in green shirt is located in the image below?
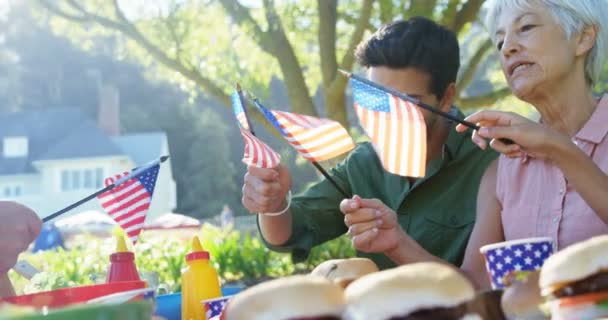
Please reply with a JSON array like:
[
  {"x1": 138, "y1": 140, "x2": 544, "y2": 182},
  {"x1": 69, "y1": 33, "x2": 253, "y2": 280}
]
[{"x1": 241, "y1": 17, "x2": 497, "y2": 270}]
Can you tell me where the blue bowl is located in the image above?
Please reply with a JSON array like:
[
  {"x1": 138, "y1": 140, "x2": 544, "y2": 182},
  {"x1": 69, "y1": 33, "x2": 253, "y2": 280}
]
[
  {"x1": 155, "y1": 293, "x2": 181, "y2": 320},
  {"x1": 155, "y1": 287, "x2": 243, "y2": 320},
  {"x1": 221, "y1": 286, "x2": 242, "y2": 296}
]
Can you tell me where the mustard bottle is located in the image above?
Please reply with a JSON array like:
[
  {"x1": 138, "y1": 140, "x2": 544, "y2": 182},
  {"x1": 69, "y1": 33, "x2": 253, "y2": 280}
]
[{"x1": 181, "y1": 235, "x2": 221, "y2": 320}]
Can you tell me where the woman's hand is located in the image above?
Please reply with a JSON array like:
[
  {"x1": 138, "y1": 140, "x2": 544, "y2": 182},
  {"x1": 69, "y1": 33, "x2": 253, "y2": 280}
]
[{"x1": 456, "y1": 110, "x2": 570, "y2": 160}]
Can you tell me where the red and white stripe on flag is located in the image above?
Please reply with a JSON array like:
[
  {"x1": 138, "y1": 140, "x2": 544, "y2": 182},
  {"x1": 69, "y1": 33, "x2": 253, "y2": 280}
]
[
  {"x1": 97, "y1": 166, "x2": 158, "y2": 244},
  {"x1": 271, "y1": 111, "x2": 355, "y2": 162},
  {"x1": 355, "y1": 96, "x2": 427, "y2": 177},
  {"x1": 240, "y1": 127, "x2": 281, "y2": 168}
]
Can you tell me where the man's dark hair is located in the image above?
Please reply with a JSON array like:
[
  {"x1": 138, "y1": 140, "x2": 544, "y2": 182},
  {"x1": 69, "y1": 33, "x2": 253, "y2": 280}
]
[{"x1": 355, "y1": 17, "x2": 460, "y2": 99}]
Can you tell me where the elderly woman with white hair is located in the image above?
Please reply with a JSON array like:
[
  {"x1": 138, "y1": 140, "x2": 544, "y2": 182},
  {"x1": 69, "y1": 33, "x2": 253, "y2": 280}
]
[{"x1": 338, "y1": 0, "x2": 608, "y2": 290}]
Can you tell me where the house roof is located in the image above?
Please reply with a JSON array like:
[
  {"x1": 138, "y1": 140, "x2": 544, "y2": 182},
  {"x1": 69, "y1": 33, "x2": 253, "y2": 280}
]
[
  {"x1": 113, "y1": 132, "x2": 167, "y2": 166},
  {"x1": 0, "y1": 108, "x2": 166, "y2": 175}
]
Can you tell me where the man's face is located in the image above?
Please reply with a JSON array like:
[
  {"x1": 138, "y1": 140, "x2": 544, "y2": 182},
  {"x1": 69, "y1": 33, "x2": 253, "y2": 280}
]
[{"x1": 368, "y1": 66, "x2": 448, "y2": 133}]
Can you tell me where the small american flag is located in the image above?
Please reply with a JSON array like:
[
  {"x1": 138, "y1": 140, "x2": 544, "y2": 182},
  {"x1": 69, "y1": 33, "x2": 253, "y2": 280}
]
[
  {"x1": 255, "y1": 101, "x2": 355, "y2": 162},
  {"x1": 204, "y1": 295, "x2": 232, "y2": 320},
  {"x1": 350, "y1": 77, "x2": 427, "y2": 177},
  {"x1": 97, "y1": 164, "x2": 159, "y2": 244},
  {"x1": 232, "y1": 91, "x2": 281, "y2": 168}
]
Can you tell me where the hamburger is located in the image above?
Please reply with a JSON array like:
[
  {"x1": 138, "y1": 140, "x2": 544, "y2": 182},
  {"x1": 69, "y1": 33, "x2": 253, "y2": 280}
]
[
  {"x1": 222, "y1": 275, "x2": 344, "y2": 320},
  {"x1": 311, "y1": 258, "x2": 379, "y2": 288},
  {"x1": 500, "y1": 271, "x2": 546, "y2": 319},
  {"x1": 539, "y1": 235, "x2": 608, "y2": 320},
  {"x1": 343, "y1": 262, "x2": 480, "y2": 320}
]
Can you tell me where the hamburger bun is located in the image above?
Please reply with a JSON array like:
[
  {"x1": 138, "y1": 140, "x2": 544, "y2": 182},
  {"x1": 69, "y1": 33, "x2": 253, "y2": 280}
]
[
  {"x1": 311, "y1": 258, "x2": 379, "y2": 288},
  {"x1": 500, "y1": 271, "x2": 546, "y2": 319},
  {"x1": 539, "y1": 235, "x2": 608, "y2": 296},
  {"x1": 222, "y1": 275, "x2": 344, "y2": 320},
  {"x1": 344, "y1": 262, "x2": 476, "y2": 320}
]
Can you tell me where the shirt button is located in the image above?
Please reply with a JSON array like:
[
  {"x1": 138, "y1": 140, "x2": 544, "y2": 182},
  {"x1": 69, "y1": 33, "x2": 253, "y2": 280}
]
[{"x1": 553, "y1": 217, "x2": 559, "y2": 223}]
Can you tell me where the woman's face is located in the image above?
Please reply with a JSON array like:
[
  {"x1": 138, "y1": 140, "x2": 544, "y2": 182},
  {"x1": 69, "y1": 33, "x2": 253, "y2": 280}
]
[{"x1": 494, "y1": 4, "x2": 581, "y2": 100}]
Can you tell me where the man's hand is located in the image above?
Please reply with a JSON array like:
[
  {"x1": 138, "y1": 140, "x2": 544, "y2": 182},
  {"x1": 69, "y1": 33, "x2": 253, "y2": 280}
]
[
  {"x1": 340, "y1": 195, "x2": 404, "y2": 253},
  {"x1": 0, "y1": 201, "x2": 42, "y2": 275},
  {"x1": 242, "y1": 164, "x2": 292, "y2": 214}
]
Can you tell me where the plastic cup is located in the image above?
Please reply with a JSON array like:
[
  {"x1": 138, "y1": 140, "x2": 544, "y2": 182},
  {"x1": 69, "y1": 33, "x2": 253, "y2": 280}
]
[{"x1": 480, "y1": 237, "x2": 554, "y2": 289}]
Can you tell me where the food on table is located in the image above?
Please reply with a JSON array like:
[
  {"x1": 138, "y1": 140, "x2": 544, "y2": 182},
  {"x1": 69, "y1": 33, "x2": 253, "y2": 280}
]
[
  {"x1": 23, "y1": 272, "x2": 71, "y2": 294},
  {"x1": 539, "y1": 235, "x2": 608, "y2": 320},
  {"x1": 343, "y1": 262, "x2": 480, "y2": 320},
  {"x1": 222, "y1": 275, "x2": 344, "y2": 320},
  {"x1": 311, "y1": 258, "x2": 378, "y2": 288},
  {"x1": 500, "y1": 270, "x2": 545, "y2": 319}
]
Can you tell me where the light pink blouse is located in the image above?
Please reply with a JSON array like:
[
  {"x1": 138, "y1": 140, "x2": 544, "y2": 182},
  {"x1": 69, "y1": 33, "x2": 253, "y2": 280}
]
[{"x1": 497, "y1": 94, "x2": 608, "y2": 250}]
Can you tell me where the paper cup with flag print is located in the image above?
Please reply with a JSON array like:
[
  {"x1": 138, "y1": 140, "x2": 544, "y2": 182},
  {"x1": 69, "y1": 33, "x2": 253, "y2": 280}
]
[
  {"x1": 202, "y1": 295, "x2": 233, "y2": 320},
  {"x1": 480, "y1": 237, "x2": 554, "y2": 289}
]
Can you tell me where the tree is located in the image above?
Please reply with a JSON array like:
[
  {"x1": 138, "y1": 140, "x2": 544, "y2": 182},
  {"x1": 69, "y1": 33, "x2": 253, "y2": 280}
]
[
  {"x1": 179, "y1": 108, "x2": 239, "y2": 217},
  {"x1": 0, "y1": 3, "x2": 285, "y2": 217},
  {"x1": 35, "y1": 0, "x2": 510, "y2": 131}
]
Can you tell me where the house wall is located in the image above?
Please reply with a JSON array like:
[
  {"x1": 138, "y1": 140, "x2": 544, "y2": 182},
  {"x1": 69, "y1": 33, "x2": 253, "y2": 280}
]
[{"x1": 1, "y1": 153, "x2": 176, "y2": 223}]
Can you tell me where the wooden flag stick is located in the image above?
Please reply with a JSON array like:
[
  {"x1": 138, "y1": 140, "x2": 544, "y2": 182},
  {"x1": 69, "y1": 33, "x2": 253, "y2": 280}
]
[
  {"x1": 41, "y1": 156, "x2": 169, "y2": 223},
  {"x1": 241, "y1": 92, "x2": 350, "y2": 199},
  {"x1": 339, "y1": 70, "x2": 513, "y2": 144}
]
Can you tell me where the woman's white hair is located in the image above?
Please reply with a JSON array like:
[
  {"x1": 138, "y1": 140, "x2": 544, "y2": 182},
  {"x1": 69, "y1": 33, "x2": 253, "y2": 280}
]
[{"x1": 484, "y1": 0, "x2": 608, "y2": 85}]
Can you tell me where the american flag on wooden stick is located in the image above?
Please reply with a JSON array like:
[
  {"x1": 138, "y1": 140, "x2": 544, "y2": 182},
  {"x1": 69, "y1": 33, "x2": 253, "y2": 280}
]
[
  {"x1": 349, "y1": 76, "x2": 427, "y2": 177},
  {"x1": 232, "y1": 91, "x2": 281, "y2": 168},
  {"x1": 254, "y1": 100, "x2": 355, "y2": 162},
  {"x1": 97, "y1": 164, "x2": 159, "y2": 244}
]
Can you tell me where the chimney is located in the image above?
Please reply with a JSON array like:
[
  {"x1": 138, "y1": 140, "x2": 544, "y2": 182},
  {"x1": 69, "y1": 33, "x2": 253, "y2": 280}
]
[
  {"x1": 98, "y1": 84, "x2": 120, "y2": 136},
  {"x1": 3, "y1": 136, "x2": 28, "y2": 158}
]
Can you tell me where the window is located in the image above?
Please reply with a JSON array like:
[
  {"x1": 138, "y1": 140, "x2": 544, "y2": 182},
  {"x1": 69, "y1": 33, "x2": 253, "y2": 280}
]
[
  {"x1": 61, "y1": 170, "x2": 70, "y2": 191},
  {"x1": 71, "y1": 171, "x2": 81, "y2": 189},
  {"x1": 2, "y1": 186, "x2": 22, "y2": 197},
  {"x1": 84, "y1": 170, "x2": 93, "y2": 189},
  {"x1": 3, "y1": 136, "x2": 28, "y2": 158},
  {"x1": 61, "y1": 168, "x2": 105, "y2": 191},
  {"x1": 96, "y1": 168, "x2": 104, "y2": 188}
]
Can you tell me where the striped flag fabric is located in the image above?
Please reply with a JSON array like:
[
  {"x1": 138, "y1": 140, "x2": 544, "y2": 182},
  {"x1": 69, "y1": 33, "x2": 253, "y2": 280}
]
[
  {"x1": 254, "y1": 101, "x2": 355, "y2": 162},
  {"x1": 97, "y1": 164, "x2": 159, "y2": 243},
  {"x1": 232, "y1": 91, "x2": 281, "y2": 168},
  {"x1": 349, "y1": 76, "x2": 427, "y2": 177}
]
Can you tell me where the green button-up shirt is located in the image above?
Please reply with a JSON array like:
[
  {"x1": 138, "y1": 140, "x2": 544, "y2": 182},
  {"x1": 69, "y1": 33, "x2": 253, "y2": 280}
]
[{"x1": 259, "y1": 111, "x2": 498, "y2": 269}]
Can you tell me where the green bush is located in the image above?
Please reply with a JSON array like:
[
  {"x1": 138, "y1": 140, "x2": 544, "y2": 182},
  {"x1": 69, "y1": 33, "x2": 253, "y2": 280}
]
[{"x1": 8, "y1": 224, "x2": 355, "y2": 295}]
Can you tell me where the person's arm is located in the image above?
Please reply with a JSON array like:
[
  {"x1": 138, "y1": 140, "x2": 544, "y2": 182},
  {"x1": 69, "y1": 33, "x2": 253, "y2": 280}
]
[
  {"x1": 346, "y1": 161, "x2": 502, "y2": 290},
  {"x1": 459, "y1": 160, "x2": 504, "y2": 290},
  {"x1": 457, "y1": 110, "x2": 608, "y2": 225},
  {"x1": 242, "y1": 164, "x2": 293, "y2": 246},
  {"x1": 552, "y1": 140, "x2": 608, "y2": 224},
  {"x1": 243, "y1": 150, "x2": 354, "y2": 261},
  {"x1": 0, "y1": 273, "x2": 15, "y2": 297}
]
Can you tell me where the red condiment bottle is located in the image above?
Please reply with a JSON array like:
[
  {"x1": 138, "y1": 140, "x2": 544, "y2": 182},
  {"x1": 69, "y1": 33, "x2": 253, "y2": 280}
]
[{"x1": 106, "y1": 233, "x2": 141, "y2": 283}]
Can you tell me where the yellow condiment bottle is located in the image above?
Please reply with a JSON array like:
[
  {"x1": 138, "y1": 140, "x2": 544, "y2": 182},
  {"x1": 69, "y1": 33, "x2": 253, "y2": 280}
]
[{"x1": 182, "y1": 235, "x2": 221, "y2": 320}]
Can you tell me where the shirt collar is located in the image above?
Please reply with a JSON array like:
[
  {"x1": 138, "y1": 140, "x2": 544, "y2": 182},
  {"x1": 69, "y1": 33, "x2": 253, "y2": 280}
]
[
  {"x1": 443, "y1": 106, "x2": 467, "y2": 162},
  {"x1": 417, "y1": 107, "x2": 466, "y2": 181},
  {"x1": 575, "y1": 94, "x2": 608, "y2": 144}
]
